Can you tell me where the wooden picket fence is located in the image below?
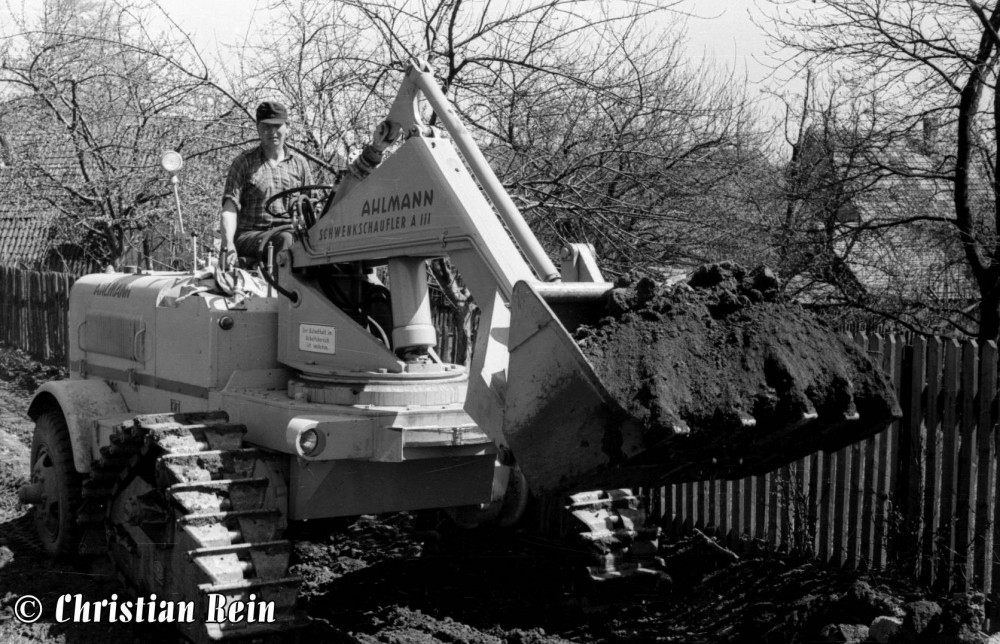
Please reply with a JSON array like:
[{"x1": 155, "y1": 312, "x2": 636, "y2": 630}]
[
  {"x1": 652, "y1": 334, "x2": 1000, "y2": 622},
  {"x1": 0, "y1": 266, "x2": 76, "y2": 362}
]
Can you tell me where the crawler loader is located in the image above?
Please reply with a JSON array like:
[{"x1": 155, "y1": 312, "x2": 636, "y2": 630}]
[{"x1": 18, "y1": 61, "x2": 896, "y2": 642}]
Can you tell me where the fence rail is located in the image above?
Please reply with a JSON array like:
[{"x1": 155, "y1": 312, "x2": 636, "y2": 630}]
[{"x1": 0, "y1": 266, "x2": 75, "y2": 362}]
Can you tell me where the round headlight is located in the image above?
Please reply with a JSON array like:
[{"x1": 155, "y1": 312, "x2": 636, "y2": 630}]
[
  {"x1": 161, "y1": 150, "x2": 184, "y2": 174},
  {"x1": 298, "y1": 429, "x2": 321, "y2": 456}
]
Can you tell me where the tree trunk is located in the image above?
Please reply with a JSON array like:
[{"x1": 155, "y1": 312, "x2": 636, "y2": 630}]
[{"x1": 979, "y1": 291, "x2": 1000, "y2": 344}]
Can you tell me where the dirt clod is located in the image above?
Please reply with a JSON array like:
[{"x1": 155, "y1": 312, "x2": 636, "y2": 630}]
[
  {"x1": 818, "y1": 623, "x2": 869, "y2": 643},
  {"x1": 899, "y1": 599, "x2": 944, "y2": 642},
  {"x1": 660, "y1": 528, "x2": 738, "y2": 589}
]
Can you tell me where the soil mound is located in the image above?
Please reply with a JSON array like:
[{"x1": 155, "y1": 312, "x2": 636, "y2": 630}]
[{"x1": 573, "y1": 262, "x2": 900, "y2": 485}]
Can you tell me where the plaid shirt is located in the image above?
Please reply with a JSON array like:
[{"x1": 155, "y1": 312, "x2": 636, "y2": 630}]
[{"x1": 222, "y1": 146, "x2": 313, "y2": 232}]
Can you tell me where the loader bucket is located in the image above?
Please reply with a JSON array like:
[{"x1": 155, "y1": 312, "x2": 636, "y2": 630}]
[{"x1": 503, "y1": 280, "x2": 901, "y2": 495}]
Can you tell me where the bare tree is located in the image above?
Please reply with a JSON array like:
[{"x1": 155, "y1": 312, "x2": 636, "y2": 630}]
[
  {"x1": 245, "y1": 0, "x2": 770, "y2": 360},
  {"x1": 0, "y1": 0, "x2": 246, "y2": 269},
  {"x1": 249, "y1": 0, "x2": 772, "y2": 267},
  {"x1": 768, "y1": 78, "x2": 977, "y2": 334},
  {"x1": 330, "y1": 0, "x2": 765, "y2": 270},
  {"x1": 767, "y1": 0, "x2": 1000, "y2": 340}
]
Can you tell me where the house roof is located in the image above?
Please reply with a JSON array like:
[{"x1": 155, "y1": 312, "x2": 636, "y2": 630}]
[
  {"x1": 797, "y1": 125, "x2": 977, "y2": 304},
  {"x1": 0, "y1": 105, "x2": 96, "y2": 273},
  {"x1": 0, "y1": 210, "x2": 55, "y2": 268},
  {"x1": 835, "y1": 222, "x2": 973, "y2": 302},
  {"x1": 0, "y1": 126, "x2": 57, "y2": 267}
]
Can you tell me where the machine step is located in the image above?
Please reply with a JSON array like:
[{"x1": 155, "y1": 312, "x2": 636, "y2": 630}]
[
  {"x1": 144, "y1": 423, "x2": 248, "y2": 453},
  {"x1": 180, "y1": 509, "x2": 283, "y2": 545},
  {"x1": 182, "y1": 523, "x2": 243, "y2": 549},
  {"x1": 157, "y1": 449, "x2": 269, "y2": 485},
  {"x1": 169, "y1": 478, "x2": 270, "y2": 514},
  {"x1": 189, "y1": 541, "x2": 293, "y2": 583}
]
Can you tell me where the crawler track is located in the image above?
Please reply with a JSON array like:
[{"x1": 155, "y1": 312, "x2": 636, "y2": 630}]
[
  {"x1": 73, "y1": 412, "x2": 663, "y2": 641},
  {"x1": 94, "y1": 412, "x2": 304, "y2": 643},
  {"x1": 565, "y1": 489, "x2": 667, "y2": 583}
]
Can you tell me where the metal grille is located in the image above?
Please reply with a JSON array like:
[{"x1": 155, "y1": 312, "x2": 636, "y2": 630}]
[{"x1": 82, "y1": 311, "x2": 145, "y2": 363}]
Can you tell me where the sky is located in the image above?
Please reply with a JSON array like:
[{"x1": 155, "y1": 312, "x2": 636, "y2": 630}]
[
  {"x1": 683, "y1": 0, "x2": 776, "y2": 79},
  {"x1": 151, "y1": 0, "x2": 775, "y2": 58},
  {"x1": 154, "y1": 0, "x2": 261, "y2": 59},
  {"x1": 679, "y1": 0, "x2": 797, "y2": 119},
  {"x1": 150, "y1": 0, "x2": 786, "y2": 88},
  {"x1": 1, "y1": 0, "x2": 796, "y2": 121}
]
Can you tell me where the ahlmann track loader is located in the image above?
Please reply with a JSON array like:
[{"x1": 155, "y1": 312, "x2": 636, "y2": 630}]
[{"x1": 18, "y1": 60, "x2": 898, "y2": 642}]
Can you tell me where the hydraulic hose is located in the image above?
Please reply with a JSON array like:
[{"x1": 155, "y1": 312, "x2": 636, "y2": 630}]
[
  {"x1": 261, "y1": 259, "x2": 298, "y2": 303},
  {"x1": 261, "y1": 229, "x2": 298, "y2": 303}
]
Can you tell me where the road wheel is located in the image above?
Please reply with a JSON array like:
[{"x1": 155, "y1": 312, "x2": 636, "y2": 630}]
[{"x1": 28, "y1": 410, "x2": 83, "y2": 557}]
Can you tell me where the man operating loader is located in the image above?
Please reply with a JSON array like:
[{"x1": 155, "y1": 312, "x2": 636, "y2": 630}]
[{"x1": 219, "y1": 101, "x2": 313, "y2": 267}]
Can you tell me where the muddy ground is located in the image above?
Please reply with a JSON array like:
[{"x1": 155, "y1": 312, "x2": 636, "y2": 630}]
[{"x1": 0, "y1": 346, "x2": 993, "y2": 644}]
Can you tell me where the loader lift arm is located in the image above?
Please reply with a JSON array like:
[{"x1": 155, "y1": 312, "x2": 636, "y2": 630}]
[
  {"x1": 265, "y1": 59, "x2": 618, "y2": 494},
  {"x1": 272, "y1": 59, "x2": 899, "y2": 496}
]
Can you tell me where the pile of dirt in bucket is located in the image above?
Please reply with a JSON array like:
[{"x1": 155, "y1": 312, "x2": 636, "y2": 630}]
[{"x1": 572, "y1": 262, "x2": 900, "y2": 486}]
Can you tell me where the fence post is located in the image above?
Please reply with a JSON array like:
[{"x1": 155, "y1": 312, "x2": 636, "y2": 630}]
[
  {"x1": 719, "y1": 478, "x2": 730, "y2": 546},
  {"x1": 921, "y1": 337, "x2": 942, "y2": 587},
  {"x1": 990, "y1": 341, "x2": 1000, "y2": 625},
  {"x1": 937, "y1": 339, "x2": 962, "y2": 592},
  {"x1": 809, "y1": 450, "x2": 823, "y2": 557},
  {"x1": 898, "y1": 337, "x2": 927, "y2": 576},
  {"x1": 0, "y1": 266, "x2": 7, "y2": 346},
  {"x1": 797, "y1": 454, "x2": 814, "y2": 556},
  {"x1": 975, "y1": 342, "x2": 997, "y2": 597},
  {"x1": 819, "y1": 450, "x2": 835, "y2": 563},
  {"x1": 885, "y1": 335, "x2": 904, "y2": 564},
  {"x1": 847, "y1": 436, "x2": 865, "y2": 569},
  {"x1": 955, "y1": 340, "x2": 979, "y2": 591},
  {"x1": 742, "y1": 476, "x2": 754, "y2": 552},
  {"x1": 870, "y1": 335, "x2": 892, "y2": 568},
  {"x1": 726, "y1": 476, "x2": 738, "y2": 549},
  {"x1": 833, "y1": 446, "x2": 849, "y2": 566}
]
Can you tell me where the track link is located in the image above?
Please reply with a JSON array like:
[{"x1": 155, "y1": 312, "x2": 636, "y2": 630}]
[
  {"x1": 103, "y1": 412, "x2": 304, "y2": 643},
  {"x1": 566, "y1": 489, "x2": 668, "y2": 583}
]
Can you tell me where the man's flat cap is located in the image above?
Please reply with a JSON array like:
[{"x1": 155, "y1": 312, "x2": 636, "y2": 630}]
[{"x1": 256, "y1": 101, "x2": 288, "y2": 124}]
